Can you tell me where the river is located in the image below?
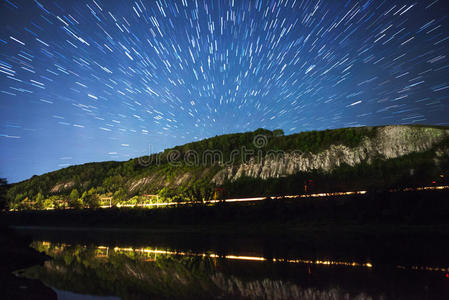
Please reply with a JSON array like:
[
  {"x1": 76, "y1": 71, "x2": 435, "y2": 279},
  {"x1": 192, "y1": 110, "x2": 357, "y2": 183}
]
[{"x1": 13, "y1": 227, "x2": 449, "y2": 299}]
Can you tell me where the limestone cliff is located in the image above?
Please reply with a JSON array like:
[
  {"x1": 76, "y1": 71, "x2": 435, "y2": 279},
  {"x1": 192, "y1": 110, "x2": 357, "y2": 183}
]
[
  {"x1": 212, "y1": 126, "x2": 449, "y2": 185},
  {"x1": 18, "y1": 125, "x2": 449, "y2": 204}
]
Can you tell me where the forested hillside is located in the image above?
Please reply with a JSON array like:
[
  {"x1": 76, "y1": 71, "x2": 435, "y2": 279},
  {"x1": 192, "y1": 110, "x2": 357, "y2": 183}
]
[{"x1": 4, "y1": 125, "x2": 449, "y2": 210}]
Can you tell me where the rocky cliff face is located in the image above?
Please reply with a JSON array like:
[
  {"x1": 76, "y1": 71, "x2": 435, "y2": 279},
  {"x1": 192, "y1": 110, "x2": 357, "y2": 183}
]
[
  {"x1": 212, "y1": 126, "x2": 449, "y2": 185},
  {"x1": 50, "y1": 181, "x2": 75, "y2": 193},
  {"x1": 46, "y1": 125, "x2": 449, "y2": 194}
]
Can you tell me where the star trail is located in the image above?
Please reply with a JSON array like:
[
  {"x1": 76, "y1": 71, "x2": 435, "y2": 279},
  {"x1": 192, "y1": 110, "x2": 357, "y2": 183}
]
[{"x1": 1, "y1": 0, "x2": 449, "y2": 182}]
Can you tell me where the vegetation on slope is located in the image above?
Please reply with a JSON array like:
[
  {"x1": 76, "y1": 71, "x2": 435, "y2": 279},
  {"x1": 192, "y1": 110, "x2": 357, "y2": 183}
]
[
  {"x1": 3, "y1": 126, "x2": 448, "y2": 210},
  {"x1": 222, "y1": 146, "x2": 449, "y2": 198}
]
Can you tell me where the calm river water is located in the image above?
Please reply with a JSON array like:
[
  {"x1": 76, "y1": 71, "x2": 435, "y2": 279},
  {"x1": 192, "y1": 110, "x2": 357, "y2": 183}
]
[{"x1": 13, "y1": 227, "x2": 449, "y2": 299}]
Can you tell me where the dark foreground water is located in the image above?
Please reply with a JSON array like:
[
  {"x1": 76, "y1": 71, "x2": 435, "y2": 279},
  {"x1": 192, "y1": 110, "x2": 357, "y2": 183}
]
[{"x1": 13, "y1": 227, "x2": 449, "y2": 299}]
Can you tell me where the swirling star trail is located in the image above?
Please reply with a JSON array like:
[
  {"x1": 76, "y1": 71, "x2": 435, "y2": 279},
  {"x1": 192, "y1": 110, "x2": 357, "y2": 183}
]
[{"x1": 1, "y1": 0, "x2": 449, "y2": 181}]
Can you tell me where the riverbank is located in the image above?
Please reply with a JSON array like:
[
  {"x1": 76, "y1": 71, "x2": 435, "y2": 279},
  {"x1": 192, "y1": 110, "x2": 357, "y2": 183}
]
[{"x1": 4, "y1": 189, "x2": 449, "y2": 297}]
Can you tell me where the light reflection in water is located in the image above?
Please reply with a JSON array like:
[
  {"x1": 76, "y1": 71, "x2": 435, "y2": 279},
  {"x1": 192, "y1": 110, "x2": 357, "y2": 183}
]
[
  {"x1": 20, "y1": 240, "x2": 449, "y2": 300},
  {"x1": 39, "y1": 241, "x2": 449, "y2": 273}
]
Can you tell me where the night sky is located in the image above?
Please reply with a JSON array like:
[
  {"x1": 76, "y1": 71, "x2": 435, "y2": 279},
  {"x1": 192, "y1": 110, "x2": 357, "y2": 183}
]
[{"x1": 1, "y1": 0, "x2": 449, "y2": 182}]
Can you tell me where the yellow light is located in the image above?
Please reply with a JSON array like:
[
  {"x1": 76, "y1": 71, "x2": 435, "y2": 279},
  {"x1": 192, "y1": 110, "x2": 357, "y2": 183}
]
[
  {"x1": 37, "y1": 241, "x2": 449, "y2": 273},
  {"x1": 225, "y1": 255, "x2": 266, "y2": 261}
]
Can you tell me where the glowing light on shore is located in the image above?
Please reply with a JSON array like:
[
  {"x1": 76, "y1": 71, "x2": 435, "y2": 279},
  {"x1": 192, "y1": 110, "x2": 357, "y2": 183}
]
[
  {"x1": 98, "y1": 186, "x2": 448, "y2": 209},
  {"x1": 10, "y1": 185, "x2": 449, "y2": 211}
]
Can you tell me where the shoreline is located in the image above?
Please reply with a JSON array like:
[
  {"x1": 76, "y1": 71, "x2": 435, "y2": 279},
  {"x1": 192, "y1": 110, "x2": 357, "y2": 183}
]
[{"x1": 4, "y1": 189, "x2": 449, "y2": 237}]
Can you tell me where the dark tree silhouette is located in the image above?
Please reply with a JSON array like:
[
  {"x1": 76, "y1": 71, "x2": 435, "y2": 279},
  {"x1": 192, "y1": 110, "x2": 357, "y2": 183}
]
[{"x1": 0, "y1": 178, "x2": 8, "y2": 211}]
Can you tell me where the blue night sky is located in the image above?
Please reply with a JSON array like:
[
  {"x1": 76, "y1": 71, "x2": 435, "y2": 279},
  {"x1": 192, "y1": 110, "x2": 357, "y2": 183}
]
[{"x1": 1, "y1": 0, "x2": 449, "y2": 183}]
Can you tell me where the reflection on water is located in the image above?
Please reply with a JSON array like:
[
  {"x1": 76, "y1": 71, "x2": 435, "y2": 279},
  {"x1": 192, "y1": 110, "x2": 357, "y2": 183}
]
[
  {"x1": 53, "y1": 289, "x2": 120, "y2": 300},
  {"x1": 96, "y1": 244, "x2": 374, "y2": 268},
  {"x1": 19, "y1": 238, "x2": 449, "y2": 300}
]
